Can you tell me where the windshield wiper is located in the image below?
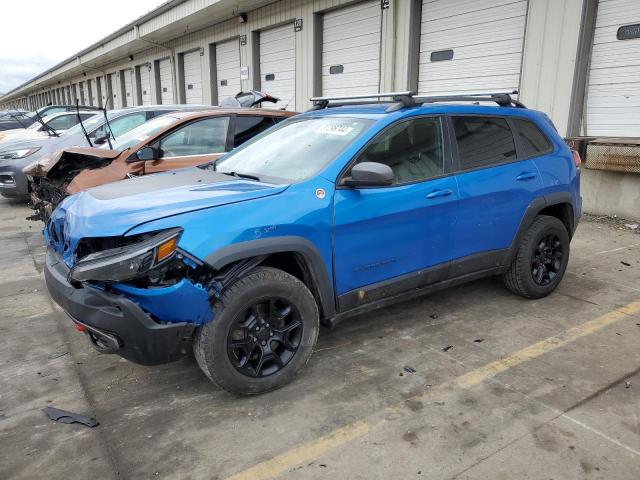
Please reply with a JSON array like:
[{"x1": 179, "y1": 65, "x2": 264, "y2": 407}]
[{"x1": 221, "y1": 171, "x2": 261, "y2": 181}]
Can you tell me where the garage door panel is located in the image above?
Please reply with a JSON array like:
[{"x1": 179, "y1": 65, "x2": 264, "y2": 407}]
[
  {"x1": 323, "y1": 1, "x2": 380, "y2": 27},
  {"x1": 323, "y1": 44, "x2": 381, "y2": 65},
  {"x1": 216, "y1": 39, "x2": 241, "y2": 102},
  {"x1": 323, "y1": 58, "x2": 380, "y2": 76},
  {"x1": 260, "y1": 23, "x2": 295, "y2": 110},
  {"x1": 585, "y1": 0, "x2": 640, "y2": 136},
  {"x1": 421, "y1": 0, "x2": 521, "y2": 20},
  {"x1": 139, "y1": 67, "x2": 152, "y2": 105},
  {"x1": 159, "y1": 58, "x2": 174, "y2": 104},
  {"x1": 183, "y1": 50, "x2": 203, "y2": 104},
  {"x1": 417, "y1": 0, "x2": 526, "y2": 96},
  {"x1": 123, "y1": 70, "x2": 134, "y2": 106}
]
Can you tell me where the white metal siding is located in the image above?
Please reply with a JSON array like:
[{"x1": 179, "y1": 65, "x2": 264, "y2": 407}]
[
  {"x1": 322, "y1": 0, "x2": 382, "y2": 97},
  {"x1": 123, "y1": 69, "x2": 134, "y2": 106},
  {"x1": 108, "y1": 73, "x2": 120, "y2": 109},
  {"x1": 215, "y1": 38, "x2": 241, "y2": 103},
  {"x1": 159, "y1": 58, "x2": 174, "y2": 104},
  {"x1": 417, "y1": 0, "x2": 528, "y2": 95},
  {"x1": 139, "y1": 65, "x2": 152, "y2": 105},
  {"x1": 586, "y1": 0, "x2": 640, "y2": 137},
  {"x1": 259, "y1": 23, "x2": 296, "y2": 110},
  {"x1": 183, "y1": 50, "x2": 204, "y2": 104}
]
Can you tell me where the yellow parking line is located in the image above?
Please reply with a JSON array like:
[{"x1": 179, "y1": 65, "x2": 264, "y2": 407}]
[
  {"x1": 225, "y1": 421, "x2": 371, "y2": 480},
  {"x1": 224, "y1": 300, "x2": 640, "y2": 480}
]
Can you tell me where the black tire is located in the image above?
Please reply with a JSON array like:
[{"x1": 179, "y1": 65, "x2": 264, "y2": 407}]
[
  {"x1": 503, "y1": 215, "x2": 570, "y2": 299},
  {"x1": 194, "y1": 266, "x2": 319, "y2": 395}
]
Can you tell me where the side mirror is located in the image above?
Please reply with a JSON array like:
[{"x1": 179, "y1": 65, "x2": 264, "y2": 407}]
[
  {"x1": 341, "y1": 162, "x2": 394, "y2": 187},
  {"x1": 134, "y1": 146, "x2": 159, "y2": 162},
  {"x1": 93, "y1": 135, "x2": 108, "y2": 145}
]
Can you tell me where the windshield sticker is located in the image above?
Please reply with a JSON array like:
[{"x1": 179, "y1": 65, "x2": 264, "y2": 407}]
[{"x1": 316, "y1": 124, "x2": 355, "y2": 136}]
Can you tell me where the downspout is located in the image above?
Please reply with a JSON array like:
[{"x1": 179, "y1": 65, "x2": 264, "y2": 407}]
[{"x1": 134, "y1": 25, "x2": 178, "y2": 103}]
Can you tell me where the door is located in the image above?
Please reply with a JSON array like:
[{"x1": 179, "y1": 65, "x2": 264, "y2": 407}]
[
  {"x1": 123, "y1": 69, "x2": 134, "y2": 107},
  {"x1": 182, "y1": 50, "x2": 204, "y2": 104},
  {"x1": 159, "y1": 58, "x2": 174, "y2": 104},
  {"x1": 450, "y1": 115, "x2": 543, "y2": 273},
  {"x1": 585, "y1": 0, "x2": 640, "y2": 136},
  {"x1": 417, "y1": 0, "x2": 527, "y2": 95},
  {"x1": 333, "y1": 115, "x2": 457, "y2": 306},
  {"x1": 143, "y1": 116, "x2": 231, "y2": 173},
  {"x1": 95, "y1": 77, "x2": 103, "y2": 108},
  {"x1": 86, "y1": 80, "x2": 93, "y2": 106},
  {"x1": 107, "y1": 73, "x2": 119, "y2": 109},
  {"x1": 139, "y1": 65, "x2": 152, "y2": 105},
  {"x1": 215, "y1": 38, "x2": 241, "y2": 103},
  {"x1": 259, "y1": 23, "x2": 295, "y2": 110},
  {"x1": 322, "y1": 0, "x2": 381, "y2": 97}
]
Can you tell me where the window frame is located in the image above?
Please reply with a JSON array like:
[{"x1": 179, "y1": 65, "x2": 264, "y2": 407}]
[
  {"x1": 447, "y1": 114, "x2": 523, "y2": 174},
  {"x1": 336, "y1": 114, "x2": 454, "y2": 189},
  {"x1": 148, "y1": 115, "x2": 233, "y2": 159},
  {"x1": 509, "y1": 116, "x2": 555, "y2": 161}
]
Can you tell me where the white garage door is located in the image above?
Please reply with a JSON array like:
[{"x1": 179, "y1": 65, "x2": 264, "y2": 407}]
[
  {"x1": 586, "y1": 0, "x2": 640, "y2": 137},
  {"x1": 322, "y1": 1, "x2": 381, "y2": 97},
  {"x1": 183, "y1": 50, "x2": 204, "y2": 104},
  {"x1": 159, "y1": 58, "x2": 174, "y2": 104},
  {"x1": 139, "y1": 65, "x2": 152, "y2": 105},
  {"x1": 123, "y1": 69, "x2": 134, "y2": 107},
  {"x1": 417, "y1": 0, "x2": 527, "y2": 96},
  {"x1": 259, "y1": 23, "x2": 296, "y2": 110},
  {"x1": 216, "y1": 38, "x2": 241, "y2": 104},
  {"x1": 108, "y1": 73, "x2": 120, "y2": 109}
]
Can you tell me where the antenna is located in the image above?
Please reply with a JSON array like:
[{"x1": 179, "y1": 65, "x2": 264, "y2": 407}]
[
  {"x1": 101, "y1": 106, "x2": 114, "y2": 149},
  {"x1": 76, "y1": 100, "x2": 93, "y2": 147}
]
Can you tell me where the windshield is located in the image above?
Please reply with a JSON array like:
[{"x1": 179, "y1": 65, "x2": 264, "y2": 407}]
[
  {"x1": 106, "y1": 115, "x2": 177, "y2": 151},
  {"x1": 62, "y1": 114, "x2": 104, "y2": 137},
  {"x1": 216, "y1": 117, "x2": 373, "y2": 183}
]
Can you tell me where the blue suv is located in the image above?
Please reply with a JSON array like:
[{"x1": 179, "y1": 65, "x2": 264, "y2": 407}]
[{"x1": 43, "y1": 92, "x2": 581, "y2": 394}]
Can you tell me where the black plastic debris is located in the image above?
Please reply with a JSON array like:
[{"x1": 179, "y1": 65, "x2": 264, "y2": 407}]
[
  {"x1": 621, "y1": 261, "x2": 631, "y2": 267},
  {"x1": 430, "y1": 313, "x2": 439, "y2": 319},
  {"x1": 43, "y1": 407, "x2": 99, "y2": 428},
  {"x1": 404, "y1": 366, "x2": 417, "y2": 374},
  {"x1": 442, "y1": 345, "x2": 453, "y2": 352},
  {"x1": 473, "y1": 339, "x2": 483, "y2": 343}
]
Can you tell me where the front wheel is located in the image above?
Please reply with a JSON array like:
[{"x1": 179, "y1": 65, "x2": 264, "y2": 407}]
[
  {"x1": 503, "y1": 215, "x2": 570, "y2": 299},
  {"x1": 194, "y1": 266, "x2": 319, "y2": 395}
]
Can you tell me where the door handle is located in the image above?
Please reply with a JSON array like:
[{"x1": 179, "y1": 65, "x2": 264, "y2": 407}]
[
  {"x1": 425, "y1": 188, "x2": 453, "y2": 199},
  {"x1": 516, "y1": 172, "x2": 537, "y2": 181}
]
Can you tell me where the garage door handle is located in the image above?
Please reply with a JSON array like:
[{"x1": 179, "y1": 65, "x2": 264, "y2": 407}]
[
  {"x1": 426, "y1": 188, "x2": 453, "y2": 199},
  {"x1": 516, "y1": 172, "x2": 537, "y2": 181}
]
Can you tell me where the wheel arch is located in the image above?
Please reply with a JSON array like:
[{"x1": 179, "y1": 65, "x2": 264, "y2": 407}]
[
  {"x1": 503, "y1": 193, "x2": 577, "y2": 268},
  {"x1": 205, "y1": 236, "x2": 336, "y2": 320}
]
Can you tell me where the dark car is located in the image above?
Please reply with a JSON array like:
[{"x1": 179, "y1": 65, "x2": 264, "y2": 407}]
[{"x1": 0, "y1": 105, "x2": 101, "y2": 131}]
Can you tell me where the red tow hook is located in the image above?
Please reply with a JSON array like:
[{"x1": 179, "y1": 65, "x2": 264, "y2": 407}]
[{"x1": 75, "y1": 323, "x2": 87, "y2": 333}]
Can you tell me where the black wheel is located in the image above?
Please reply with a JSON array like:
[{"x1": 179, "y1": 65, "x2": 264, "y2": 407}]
[
  {"x1": 194, "y1": 266, "x2": 319, "y2": 395},
  {"x1": 503, "y1": 215, "x2": 570, "y2": 299}
]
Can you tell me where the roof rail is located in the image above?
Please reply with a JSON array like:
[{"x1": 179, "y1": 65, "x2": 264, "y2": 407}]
[
  {"x1": 306, "y1": 90, "x2": 526, "y2": 112},
  {"x1": 308, "y1": 91, "x2": 416, "y2": 112},
  {"x1": 416, "y1": 90, "x2": 526, "y2": 108}
]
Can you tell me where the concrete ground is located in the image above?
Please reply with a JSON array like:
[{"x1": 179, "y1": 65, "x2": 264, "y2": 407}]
[{"x1": 1, "y1": 197, "x2": 639, "y2": 480}]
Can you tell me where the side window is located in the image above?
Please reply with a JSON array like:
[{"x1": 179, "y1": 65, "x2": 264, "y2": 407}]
[
  {"x1": 513, "y1": 118, "x2": 553, "y2": 158},
  {"x1": 109, "y1": 113, "x2": 148, "y2": 137},
  {"x1": 234, "y1": 116, "x2": 275, "y2": 146},
  {"x1": 158, "y1": 117, "x2": 230, "y2": 158},
  {"x1": 452, "y1": 116, "x2": 517, "y2": 171},
  {"x1": 356, "y1": 117, "x2": 444, "y2": 185},
  {"x1": 47, "y1": 114, "x2": 74, "y2": 130}
]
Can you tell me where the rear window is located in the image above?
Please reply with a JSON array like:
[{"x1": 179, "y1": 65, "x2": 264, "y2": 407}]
[
  {"x1": 513, "y1": 118, "x2": 553, "y2": 157},
  {"x1": 452, "y1": 116, "x2": 517, "y2": 171}
]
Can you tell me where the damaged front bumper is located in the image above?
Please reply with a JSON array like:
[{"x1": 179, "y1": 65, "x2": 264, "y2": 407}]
[{"x1": 45, "y1": 247, "x2": 203, "y2": 365}]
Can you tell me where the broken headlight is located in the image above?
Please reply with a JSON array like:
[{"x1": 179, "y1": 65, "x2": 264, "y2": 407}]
[
  {"x1": 0, "y1": 147, "x2": 41, "y2": 160},
  {"x1": 69, "y1": 228, "x2": 182, "y2": 283}
]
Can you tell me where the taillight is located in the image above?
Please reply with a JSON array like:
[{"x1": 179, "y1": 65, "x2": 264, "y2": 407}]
[{"x1": 571, "y1": 149, "x2": 581, "y2": 168}]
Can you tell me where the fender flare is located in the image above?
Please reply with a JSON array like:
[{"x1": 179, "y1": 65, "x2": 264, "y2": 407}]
[
  {"x1": 503, "y1": 193, "x2": 576, "y2": 267},
  {"x1": 205, "y1": 236, "x2": 336, "y2": 319}
]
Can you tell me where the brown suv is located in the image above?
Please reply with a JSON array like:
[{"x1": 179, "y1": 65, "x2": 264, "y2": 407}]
[{"x1": 25, "y1": 107, "x2": 295, "y2": 220}]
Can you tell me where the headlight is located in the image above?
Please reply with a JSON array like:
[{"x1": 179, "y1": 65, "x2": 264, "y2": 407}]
[
  {"x1": 69, "y1": 228, "x2": 182, "y2": 283},
  {"x1": 0, "y1": 147, "x2": 41, "y2": 160}
]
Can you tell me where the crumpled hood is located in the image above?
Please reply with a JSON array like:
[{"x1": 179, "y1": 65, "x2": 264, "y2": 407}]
[
  {"x1": 48, "y1": 167, "x2": 288, "y2": 264},
  {"x1": 25, "y1": 146, "x2": 122, "y2": 177}
]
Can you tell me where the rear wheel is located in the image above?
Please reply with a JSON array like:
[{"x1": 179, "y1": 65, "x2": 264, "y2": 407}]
[
  {"x1": 503, "y1": 215, "x2": 570, "y2": 299},
  {"x1": 194, "y1": 266, "x2": 319, "y2": 395}
]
